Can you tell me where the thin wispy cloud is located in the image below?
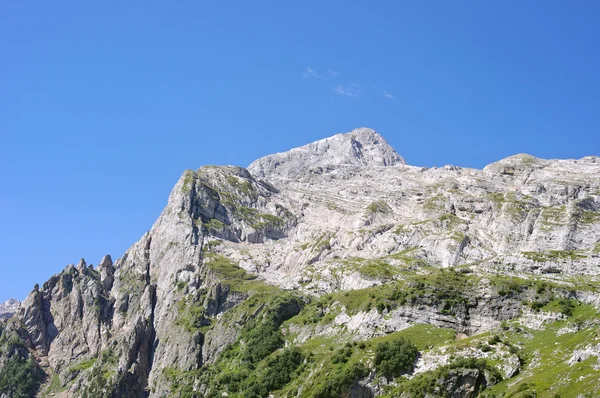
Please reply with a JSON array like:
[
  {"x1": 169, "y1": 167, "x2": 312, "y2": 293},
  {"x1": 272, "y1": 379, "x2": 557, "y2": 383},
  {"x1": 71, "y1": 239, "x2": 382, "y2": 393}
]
[
  {"x1": 303, "y1": 67, "x2": 325, "y2": 80},
  {"x1": 303, "y1": 68, "x2": 392, "y2": 101},
  {"x1": 383, "y1": 90, "x2": 396, "y2": 100},
  {"x1": 303, "y1": 67, "x2": 339, "y2": 80},
  {"x1": 334, "y1": 84, "x2": 362, "y2": 99}
]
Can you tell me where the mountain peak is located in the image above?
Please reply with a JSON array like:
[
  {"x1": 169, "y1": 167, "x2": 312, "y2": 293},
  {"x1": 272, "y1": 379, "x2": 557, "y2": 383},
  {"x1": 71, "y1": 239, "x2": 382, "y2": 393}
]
[
  {"x1": 0, "y1": 298, "x2": 20, "y2": 320},
  {"x1": 248, "y1": 127, "x2": 404, "y2": 180}
]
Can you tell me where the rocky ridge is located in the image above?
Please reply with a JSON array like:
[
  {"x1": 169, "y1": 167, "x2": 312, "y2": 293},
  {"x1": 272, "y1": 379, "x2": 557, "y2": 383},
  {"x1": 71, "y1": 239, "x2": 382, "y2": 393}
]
[
  {"x1": 1, "y1": 128, "x2": 600, "y2": 397},
  {"x1": 0, "y1": 300, "x2": 19, "y2": 320}
]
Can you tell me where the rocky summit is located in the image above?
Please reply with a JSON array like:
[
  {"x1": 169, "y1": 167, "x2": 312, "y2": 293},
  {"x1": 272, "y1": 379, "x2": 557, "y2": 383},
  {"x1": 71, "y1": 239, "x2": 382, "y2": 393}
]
[
  {"x1": 1, "y1": 128, "x2": 600, "y2": 398},
  {"x1": 0, "y1": 300, "x2": 19, "y2": 320}
]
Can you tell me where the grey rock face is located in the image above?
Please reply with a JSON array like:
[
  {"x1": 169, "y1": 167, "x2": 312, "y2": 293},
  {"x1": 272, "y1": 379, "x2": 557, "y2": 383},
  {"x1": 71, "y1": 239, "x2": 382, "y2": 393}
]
[
  {"x1": 248, "y1": 127, "x2": 405, "y2": 180},
  {"x1": 2, "y1": 128, "x2": 599, "y2": 397},
  {"x1": 439, "y1": 368, "x2": 486, "y2": 398},
  {"x1": 0, "y1": 299, "x2": 19, "y2": 320}
]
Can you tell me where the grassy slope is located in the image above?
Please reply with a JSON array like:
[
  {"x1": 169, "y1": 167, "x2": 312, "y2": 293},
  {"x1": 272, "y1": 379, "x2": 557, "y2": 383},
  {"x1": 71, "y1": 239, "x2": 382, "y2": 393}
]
[{"x1": 165, "y1": 248, "x2": 600, "y2": 397}]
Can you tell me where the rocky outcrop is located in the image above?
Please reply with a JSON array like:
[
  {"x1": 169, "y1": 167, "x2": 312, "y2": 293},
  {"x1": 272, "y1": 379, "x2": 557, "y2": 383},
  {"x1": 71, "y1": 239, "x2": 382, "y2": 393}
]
[{"x1": 0, "y1": 300, "x2": 19, "y2": 320}]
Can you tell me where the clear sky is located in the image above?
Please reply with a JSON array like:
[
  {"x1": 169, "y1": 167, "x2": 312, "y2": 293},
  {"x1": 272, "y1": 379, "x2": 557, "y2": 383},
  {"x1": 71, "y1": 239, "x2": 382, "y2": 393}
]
[{"x1": 1, "y1": 1, "x2": 599, "y2": 302}]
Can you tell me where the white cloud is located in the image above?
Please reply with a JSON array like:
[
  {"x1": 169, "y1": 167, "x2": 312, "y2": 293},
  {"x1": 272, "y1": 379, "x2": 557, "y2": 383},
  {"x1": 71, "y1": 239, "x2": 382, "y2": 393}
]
[
  {"x1": 334, "y1": 84, "x2": 362, "y2": 99},
  {"x1": 303, "y1": 67, "x2": 340, "y2": 80},
  {"x1": 303, "y1": 67, "x2": 325, "y2": 80},
  {"x1": 302, "y1": 70, "x2": 390, "y2": 101}
]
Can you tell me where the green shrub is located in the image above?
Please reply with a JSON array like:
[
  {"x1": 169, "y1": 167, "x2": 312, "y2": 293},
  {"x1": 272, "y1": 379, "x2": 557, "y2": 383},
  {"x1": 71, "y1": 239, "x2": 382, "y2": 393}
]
[
  {"x1": 331, "y1": 347, "x2": 353, "y2": 364},
  {"x1": 312, "y1": 362, "x2": 368, "y2": 398},
  {"x1": 241, "y1": 316, "x2": 284, "y2": 363},
  {"x1": 488, "y1": 335, "x2": 501, "y2": 345},
  {"x1": 238, "y1": 294, "x2": 302, "y2": 364},
  {"x1": 543, "y1": 298, "x2": 578, "y2": 317},
  {"x1": 0, "y1": 355, "x2": 44, "y2": 397},
  {"x1": 395, "y1": 358, "x2": 501, "y2": 398},
  {"x1": 211, "y1": 345, "x2": 305, "y2": 397},
  {"x1": 374, "y1": 337, "x2": 419, "y2": 380},
  {"x1": 244, "y1": 347, "x2": 304, "y2": 395},
  {"x1": 530, "y1": 301, "x2": 545, "y2": 311}
]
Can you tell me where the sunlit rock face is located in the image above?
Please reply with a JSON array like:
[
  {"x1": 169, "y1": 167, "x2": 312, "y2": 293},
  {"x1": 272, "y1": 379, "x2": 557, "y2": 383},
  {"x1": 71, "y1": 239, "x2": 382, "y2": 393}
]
[
  {"x1": 2, "y1": 128, "x2": 600, "y2": 398},
  {"x1": 0, "y1": 299, "x2": 19, "y2": 320}
]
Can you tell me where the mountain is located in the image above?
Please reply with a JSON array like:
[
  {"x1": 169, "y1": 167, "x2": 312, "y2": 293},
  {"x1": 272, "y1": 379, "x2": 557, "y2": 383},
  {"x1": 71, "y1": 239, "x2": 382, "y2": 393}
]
[
  {"x1": 0, "y1": 299, "x2": 19, "y2": 320},
  {"x1": 1, "y1": 127, "x2": 600, "y2": 397}
]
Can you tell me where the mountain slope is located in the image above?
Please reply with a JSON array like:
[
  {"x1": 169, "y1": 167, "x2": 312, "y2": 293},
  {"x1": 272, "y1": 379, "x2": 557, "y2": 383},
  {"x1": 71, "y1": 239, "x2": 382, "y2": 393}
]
[
  {"x1": 0, "y1": 300, "x2": 19, "y2": 320},
  {"x1": 1, "y1": 128, "x2": 600, "y2": 398}
]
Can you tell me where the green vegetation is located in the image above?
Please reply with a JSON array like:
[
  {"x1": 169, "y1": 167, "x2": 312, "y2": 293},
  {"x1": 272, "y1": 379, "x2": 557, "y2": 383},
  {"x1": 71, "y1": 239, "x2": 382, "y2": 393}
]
[
  {"x1": 423, "y1": 194, "x2": 446, "y2": 211},
  {"x1": 193, "y1": 170, "x2": 291, "y2": 235},
  {"x1": 539, "y1": 205, "x2": 566, "y2": 230},
  {"x1": 278, "y1": 339, "x2": 369, "y2": 398},
  {"x1": 41, "y1": 373, "x2": 66, "y2": 397},
  {"x1": 181, "y1": 293, "x2": 304, "y2": 398},
  {"x1": 289, "y1": 268, "x2": 478, "y2": 327},
  {"x1": 175, "y1": 252, "x2": 275, "y2": 334},
  {"x1": 519, "y1": 154, "x2": 538, "y2": 166},
  {"x1": 450, "y1": 231, "x2": 466, "y2": 243},
  {"x1": 486, "y1": 192, "x2": 535, "y2": 221},
  {"x1": 240, "y1": 306, "x2": 290, "y2": 363},
  {"x1": 366, "y1": 200, "x2": 391, "y2": 214},
  {"x1": 176, "y1": 292, "x2": 206, "y2": 333},
  {"x1": 298, "y1": 233, "x2": 334, "y2": 255},
  {"x1": 335, "y1": 256, "x2": 401, "y2": 280},
  {"x1": 226, "y1": 175, "x2": 258, "y2": 198},
  {"x1": 226, "y1": 347, "x2": 306, "y2": 398},
  {"x1": 204, "y1": 253, "x2": 256, "y2": 285},
  {"x1": 166, "y1": 268, "x2": 462, "y2": 398},
  {"x1": 333, "y1": 284, "x2": 399, "y2": 316},
  {"x1": 358, "y1": 259, "x2": 398, "y2": 279},
  {"x1": 254, "y1": 213, "x2": 285, "y2": 230},
  {"x1": 236, "y1": 206, "x2": 284, "y2": 230},
  {"x1": 487, "y1": 192, "x2": 506, "y2": 205},
  {"x1": 0, "y1": 355, "x2": 44, "y2": 397},
  {"x1": 375, "y1": 324, "x2": 456, "y2": 351},
  {"x1": 386, "y1": 247, "x2": 428, "y2": 267},
  {"x1": 439, "y1": 213, "x2": 467, "y2": 227},
  {"x1": 374, "y1": 337, "x2": 419, "y2": 380},
  {"x1": 489, "y1": 275, "x2": 533, "y2": 296},
  {"x1": 576, "y1": 210, "x2": 600, "y2": 225},
  {"x1": 204, "y1": 218, "x2": 225, "y2": 232},
  {"x1": 522, "y1": 249, "x2": 586, "y2": 262},
  {"x1": 395, "y1": 269, "x2": 478, "y2": 315},
  {"x1": 310, "y1": 361, "x2": 368, "y2": 398},
  {"x1": 80, "y1": 365, "x2": 112, "y2": 397},
  {"x1": 78, "y1": 348, "x2": 120, "y2": 397},
  {"x1": 393, "y1": 224, "x2": 407, "y2": 234},
  {"x1": 313, "y1": 233, "x2": 332, "y2": 251},
  {"x1": 207, "y1": 239, "x2": 222, "y2": 247},
  {"x1": 181, "y1": 170, "x2": 195, "y2": 194},
  {"x1": 541, "y1": 298, "x2": 579, "y2": 317},
  {"x1": 385, "y1": 358, "x2": 501, "y2": 398},
  {"x1": 484, "y1": 302, "x2": 600, "y2": 397},
  {"x1": 68, "y1": 357, "x2": 98, "y2": 373}
]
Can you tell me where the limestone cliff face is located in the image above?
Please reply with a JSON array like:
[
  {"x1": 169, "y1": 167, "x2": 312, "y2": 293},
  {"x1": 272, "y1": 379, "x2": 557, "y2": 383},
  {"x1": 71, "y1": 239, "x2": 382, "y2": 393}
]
[
  {"x1": 248, "y1": 127, "x2": 405, "y2": 180},
  {"x1": 1, "y1": 128, "x2": 599, "y2": 397}
]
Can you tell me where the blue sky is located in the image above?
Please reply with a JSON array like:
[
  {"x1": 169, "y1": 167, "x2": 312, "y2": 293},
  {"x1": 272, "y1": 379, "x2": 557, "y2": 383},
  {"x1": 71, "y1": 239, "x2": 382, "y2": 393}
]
[{"x1": 1, "y1": 1, "x2": 599, "y2": 302}]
